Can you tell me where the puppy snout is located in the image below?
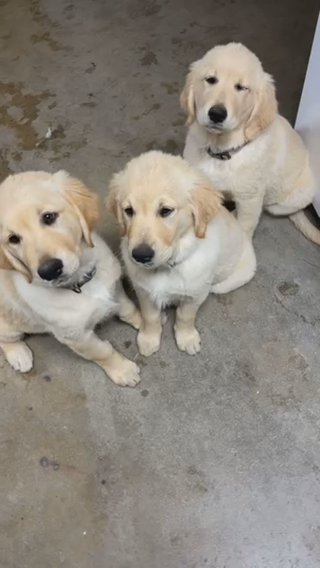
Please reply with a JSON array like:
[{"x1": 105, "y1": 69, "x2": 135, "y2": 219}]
[
  {"x1": 131, "y1": 244, "x2": 155, "y2": 265},
  {"x1": 38, "y1": 258, "x2": 63, "y2": 281},
  {"x1": 208, "y1": 105, "x2": 227, "y2": 124}
]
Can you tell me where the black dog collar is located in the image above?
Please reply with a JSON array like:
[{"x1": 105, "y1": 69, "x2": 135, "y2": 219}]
[{"x1": 207, "y1": 141, "x2": 249, "y2": 161}]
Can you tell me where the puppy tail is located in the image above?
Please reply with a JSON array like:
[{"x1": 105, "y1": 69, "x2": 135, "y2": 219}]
[{"x1": 290, "y1": 210, "x2": 320, "y2": 245}]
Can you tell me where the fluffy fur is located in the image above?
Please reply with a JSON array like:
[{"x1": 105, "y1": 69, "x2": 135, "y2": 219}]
[
  {"x1": 0, "y1": 170, "x2": 141, "y2": 387},
  {"x1": 181, "y1": 42, "x2": 318, "y2": 242},
  {"x1": 107, "y1": 151, "x2": 256, "y2": 356}
]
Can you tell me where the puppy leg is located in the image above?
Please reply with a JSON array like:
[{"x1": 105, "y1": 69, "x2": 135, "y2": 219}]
[
  {"x1": 59, "y1": 331, "x2": 140, "y2": 387},
  {"x1": 0, "y1": 340, "x2": 33, "y2": 373},
  {"x1": 211, "y1": 240, "x2": 256, "y2": 294},
  {"x1": 236, "y1": 195, "x2": 264, "y2": 238},
  {"x1": 174, "y1": 300, "x2": 202, "y2": 355},
  {"x1": 136, "y1": 292, "x2": 162, "y2": 357},
  {"x1": 266, "y1": 191, "x2": 313, "y2": 216},
  {"x1": 116, "y1": 281, "x2": 142, "y2": 330}
]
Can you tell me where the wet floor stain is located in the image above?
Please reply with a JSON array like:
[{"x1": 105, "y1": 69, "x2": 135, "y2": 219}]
[
  {"x1": 85, "y1": 62, "x2": 96, "y2": 74},
  {"x1": 127, "y1": 1, "x2": 161, "y2": 18},
  {"x1": 39, "y1": 456, "x2": 60, "y2": 470},
  {"x1": 132, "y1": 102, "x2": 161, "y2": 120},
  {"x1": 41, "y1": 374, "x2": 52, "y2": 382},
  {"x1": 140, "y1": 49, "x2": 158, "y2": 66},
  {"x1": 30, "y1": 31, "x2": 69, "y2": 52},
  {"x1": 30, "y1": 0, "x2": 58, "y2": 28},
  {"x1": 0, "y1": 81, "x2": 51, "y2": 151},
  {"x1": 161, "y1": 81, "x2": 179, "y2": 94},
  {"x1": 278, "y1": 281, "x2": 299, "y2": 296}
]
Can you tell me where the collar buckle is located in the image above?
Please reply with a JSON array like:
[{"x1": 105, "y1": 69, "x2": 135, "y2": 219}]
[{"x1": 207, "y1": 141, "x2": 249, "y2": 161}]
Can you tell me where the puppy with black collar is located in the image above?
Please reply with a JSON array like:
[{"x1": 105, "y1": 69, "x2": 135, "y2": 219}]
[
  {"x1": 181, "y1": 43, "x2": 317, "y2": 243},
  {"x1": 107, "y1": 151, "x2": 256, "y2": 356},
  {"x1": 0, "y1": 170, "x2": 141, "y2": 387}
]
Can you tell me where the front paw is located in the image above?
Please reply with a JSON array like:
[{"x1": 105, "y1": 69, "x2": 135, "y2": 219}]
[
  {"x1": 5, "y1": 342, "x2": 34, "y2": 373},
  {"x1": 107, "y1": 355, "x2": 141, "y2": 387},
  {"x1": 175, "y1": 327, "x2": 201, "y2": 355},
  {"x1": 137, "y1": 330, "x2": 161, "y2": 357}
]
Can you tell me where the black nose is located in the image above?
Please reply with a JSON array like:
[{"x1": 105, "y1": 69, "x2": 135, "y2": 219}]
[
  {"x1": 38, "y1": 258, "x2": 63, "y2": 281},
  {"x1": 132, "y1": 244, "x2": 155, "y2": 264},
  {"x1": 208, "y1": 105, "x2": 227, "y2": 123}
]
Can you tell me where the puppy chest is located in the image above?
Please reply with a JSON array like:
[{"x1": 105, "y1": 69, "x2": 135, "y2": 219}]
[
  {"x1": 80, "y1": 281, "x2": 118, "y2": 324},
  {"x1": 143, "y1": 269, "x2": 210, "y2": 307},
  {"x1": 199, "y1": 157, "x2": 267, "y2": 197}
]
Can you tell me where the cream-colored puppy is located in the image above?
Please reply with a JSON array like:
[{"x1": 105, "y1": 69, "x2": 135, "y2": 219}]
[
  {"x1": 107, "y1": 151, "x2": 256, "y2": 356},
  {"x1": 181, "y1": 42, "x2": 318, "y2": 243},
  {"x1": 0, "y1": 171, "x2": 141, "y2": 387}
]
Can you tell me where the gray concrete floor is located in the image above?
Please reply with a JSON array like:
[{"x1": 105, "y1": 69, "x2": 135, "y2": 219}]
[{"x1": 0, "y1": 1, "x2": 320, "y2": 566}]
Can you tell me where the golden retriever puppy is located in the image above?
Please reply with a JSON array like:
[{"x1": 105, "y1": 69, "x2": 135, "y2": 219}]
[
  {"x1": 107, "y1": 151, "x2": 256, "y2": 356},
  {"x1": 181, "y1": 42, "x2": 318, "y2": 243},
  {"x1": 0, "y1": 170, "x2": 141, "y2": 387}
]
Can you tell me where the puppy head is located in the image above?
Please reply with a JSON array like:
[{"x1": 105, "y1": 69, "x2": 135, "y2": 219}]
[
  {"x1": 107, "y1": 151, "x2": 222, "y2": 269},
  {"x1": 0, "y1": 170, "x2": 99, "y2": 285},
  {"x1": 180, "y1": 42, "x2": 277, "y2": 139}
]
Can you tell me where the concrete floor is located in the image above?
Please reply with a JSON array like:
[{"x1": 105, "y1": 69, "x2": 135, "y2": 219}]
[{"x1": 0, "y1": 0, "x2": 320, "y2": 566}]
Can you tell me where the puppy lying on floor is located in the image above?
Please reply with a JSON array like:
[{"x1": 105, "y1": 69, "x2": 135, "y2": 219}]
[
  {"x1": 0, "y1": 170, "x2": 141, "y2": 387},
  {"x1": 181, "y1": 42, "x2": 318, "y2": 243},
  {"x1": 107, "y1": 151, "x2": 256, "y2": 356}
]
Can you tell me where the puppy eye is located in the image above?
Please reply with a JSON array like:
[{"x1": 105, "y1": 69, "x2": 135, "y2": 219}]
[
  {"x1": 41, "y1": 212, "x2": 59, "y2": 225},
  {"x1": 124, "y1": 206, "x2": 134, "y2": 217},
  {"x1": 8, "y1": 234, "x2": 21, "y2": 245},
  {"x1": 159, "y1": 207, "x2": 174, "y2": 218},
  {"x1": 205, "y1": 76, "x2": 218, "y2": 85},
  {"x1": 235, "y1": 83, "x2": 248, "y2": 91}
]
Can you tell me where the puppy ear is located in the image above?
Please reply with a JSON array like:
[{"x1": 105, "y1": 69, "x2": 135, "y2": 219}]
[
  {"x1": 106, "y1": 176, "x2": 126, "y2": 236},
  {"x1": 56, "y1": 171, "x2": 99, "y2": 247},
  {"x1": 0, "y1": 247, "x2": 32, "y2": 281},
  {"x1": 180, "y1": 70, "x2": 196, "y2": 125},
  {"x1": 245, "y1": 73, "x2": 277, "y2": 141},
  {"x1": 191, "y1": 180, "x2": 222, "y2": 238}
]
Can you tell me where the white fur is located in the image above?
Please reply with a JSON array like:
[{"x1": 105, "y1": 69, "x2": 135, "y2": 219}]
[
  {"x1": 122, "y1": 208, "x2": 256, "y2": 356},
  {"x1": 182, "y1": 43, "x2": 315, "y2": 238},
  {"x1": 12, "y1": 233, "x2": 120, "y2": 339},
  {"x1": 108, "y1": 151, "x2": 256, "y2": 356},
  {"x1": 123, "y1": 211, "x2": 256, "y2": 306},
  {"x1": 0, "y1": 234, "x2": 141, "y2": 386}
]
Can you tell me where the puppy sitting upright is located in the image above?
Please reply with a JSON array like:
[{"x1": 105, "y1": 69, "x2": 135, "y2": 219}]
[
  {"x1": 0, "y1": 171, "x2": 141, "y2": 387},
  {"x1": 181, "y1": 42, "x2": 317, "y2": 242},
  {"x1": 107, "y1": 151, "x2": 256, "y2": 356}
]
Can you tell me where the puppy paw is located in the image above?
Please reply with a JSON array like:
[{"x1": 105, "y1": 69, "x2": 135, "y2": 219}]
[
  {"x1": 120, "y1": 308, "x2": 142, "y2": 330},
  {"x1": 175, "y1": 327, "x2": 201, "y2": 355},
  {"x1": 137, "y1": 330, "x2": 161, "y2": 357},
  {"x1": 107, "y1": 356, "x2": 141, "y2": 387},
  {"x1": 4, "y1": 342, "x2": 33, "y2": 373}
]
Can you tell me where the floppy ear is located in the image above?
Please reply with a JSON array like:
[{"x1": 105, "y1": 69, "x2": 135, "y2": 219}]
[
  {"x1": 106, "y1": 176, "x2": 126, "y2": 237},
  {"x1": 245, "y1": 73, "x2": 277, "y2": 141},
  {"x1": 0, "y1": 246, "x2": 32, "y2": 281},
  {"x1": 56, "y1": 171, "x2": 100, "y2": 247},
  {"x1": 180, "y1": 70, "x2": 196, "y2": 125},
  {"x1": 191, "y1": 180, "x2": 222, "y2": 238}
]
